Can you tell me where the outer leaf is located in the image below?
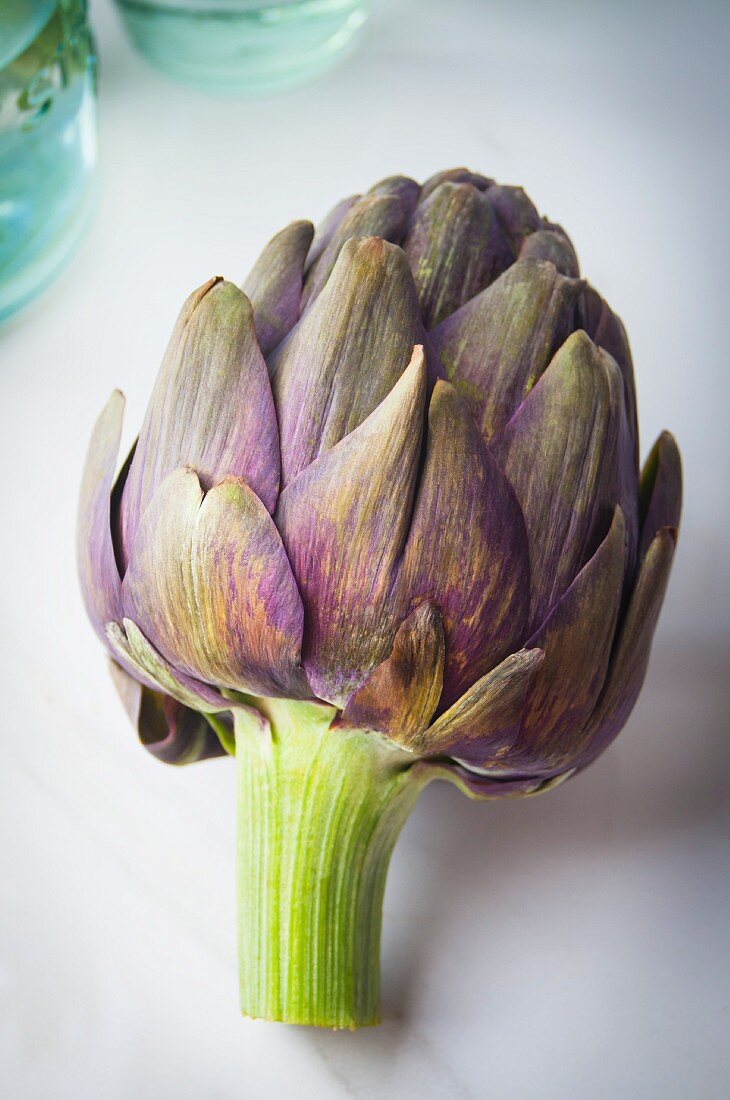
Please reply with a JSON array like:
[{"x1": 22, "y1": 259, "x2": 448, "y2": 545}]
[
  {"x1": 339, "y1": 602, "x2": 444, "y2": 744},
  {"x1": 77, "y1": 390, "x2": 124, "y2": 641},
  {"x1": 106, "y1": 619, "x2": 229, "y2": 712},
  {"x1": 122, "y1": 469, "x2": 306, "y2": 698},
  {"x1": 241, "y1": 220, "x2": 314, "y2": 355},
  {"x1": 420, "y1": 168, "x2": 492, "y2": 201},
  {"x1": 366, "y1": 174, "x2": 420, "y2": 220},
  {"x1": 581, "y1": 290, "x2": 640, "y2": 577},
  {"x1": 417, "y1": 648, "x2": 545, "y2": 762},
  {"x1": 491, "y1": 330, "x2": 623, "y2": 632},
  {"x1": 432, "y1": 259, "x2": 583, "y2": 441},
  {"x1": 422, "y1": 760, "x2": 546, "y2": 801},
  {"x1": 109, "y1": 660, "x2": 226, "y2": 765},
  {"x1": 269, "y1": 237, "x2": 430, "y2": 486},
  {"x1": 306, "y1": 194, "x2": 359, "y2": 270},
  {"x1": 639, "y1": 431, "x2": 683, "y2": 559},
  {"x1": 403, "y1": 182, "x2": 512, "y2": 328},
  {"x1": 575, "y1": 528, "x2": 677, "y2": 770},
  {"x1": 615, "y1": 368, "x2": 640, "y2": 578},
  {"x1": 580, "y1": 286, "x2": 639, "y2": 467},
  {"x1": 275, "y1": 349, "x2": 427, "y2": 706},
  {"x1": 519, "y1": 228, "x2": 580, "y2": 277},
  {"x1": 398, "y1": 381, "x2": 531, "y2": 709},
  {"x1": 486, "y1": 185, "x2": 541, "y2": 251},
  {"x1": 301, "y1": 194, "x2": 407, "y2": 309},
  {"x1": 509, "y1": 508, "x2": 626, "y2": 776},
  {"x1": 119, "y1": 279, "x2": 280, "y2": 566}
]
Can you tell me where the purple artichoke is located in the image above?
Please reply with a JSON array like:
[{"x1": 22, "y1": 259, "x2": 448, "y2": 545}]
[{"x1": 78, "y1": 167, "x2": 682, "y2": 1029}]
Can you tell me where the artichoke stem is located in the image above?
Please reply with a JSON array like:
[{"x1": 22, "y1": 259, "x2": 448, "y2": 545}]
[{"x1": 235, "y1": 700, "x2": 428, "y2": 1029}]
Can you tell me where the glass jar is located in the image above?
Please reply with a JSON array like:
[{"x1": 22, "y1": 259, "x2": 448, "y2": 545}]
[
  {"x1": 0, "y1": 0, "x2": 97, "y2": 323},
  {"x1": 113, "y1": 0, "x2": 368, "y2": 96}
]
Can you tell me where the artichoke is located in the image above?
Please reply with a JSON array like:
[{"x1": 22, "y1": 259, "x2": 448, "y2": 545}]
[{"x1": 78, "y1": 167, "x2": 682, "y2": 1029}]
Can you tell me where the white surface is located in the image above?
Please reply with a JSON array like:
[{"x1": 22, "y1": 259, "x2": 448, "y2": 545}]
[{"x1": 1, "y1": 1, "x2": 729, "y2": 1097}]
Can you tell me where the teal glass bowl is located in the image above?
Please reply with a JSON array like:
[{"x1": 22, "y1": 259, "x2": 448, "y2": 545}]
[
  {"x1": 113, "y1": 0, "x2": 368, "y2": 96},
  {"x1": 0, "y1": 1, "x2": 97, "y2": 323}
]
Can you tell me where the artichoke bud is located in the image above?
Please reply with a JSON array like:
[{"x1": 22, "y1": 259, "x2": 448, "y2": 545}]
[{"x1": 78, "y1": 169, "x2": 682, "y2": 1029}]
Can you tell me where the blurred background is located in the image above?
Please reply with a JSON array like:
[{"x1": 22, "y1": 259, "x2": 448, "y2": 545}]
[{"x1": 1, "y1": 1, "x2": 728, "y2": 1097}]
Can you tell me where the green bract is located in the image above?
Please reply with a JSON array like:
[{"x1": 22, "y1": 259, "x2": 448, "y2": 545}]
[{"x1": 78, "y1": 168, "x2": 682, "y2": 1028}]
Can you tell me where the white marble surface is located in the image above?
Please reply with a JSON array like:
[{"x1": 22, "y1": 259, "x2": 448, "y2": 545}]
[{"x1": 1, "y1": 1, "x2": 729, "y2": 1097}]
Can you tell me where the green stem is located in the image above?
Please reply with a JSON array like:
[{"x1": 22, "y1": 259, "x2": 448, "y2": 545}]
[{"x1": 235, "y1": 699, "x2": 430, "y2": 1029}]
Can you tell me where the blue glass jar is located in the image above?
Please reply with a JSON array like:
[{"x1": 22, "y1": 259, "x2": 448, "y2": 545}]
[
  {"x1": 113, "y1": 0, "x2": 368, "y2": 96},
  {"x1": 0, "y1": 1, "x2": 97, "y2": 323}
]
